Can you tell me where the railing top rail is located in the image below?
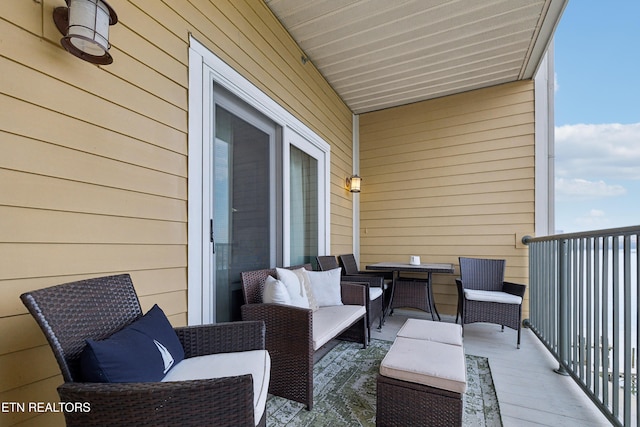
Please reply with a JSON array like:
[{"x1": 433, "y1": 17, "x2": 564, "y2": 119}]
[{"x1": 522, "y1": 224, "x2": 640, "y2": 244}]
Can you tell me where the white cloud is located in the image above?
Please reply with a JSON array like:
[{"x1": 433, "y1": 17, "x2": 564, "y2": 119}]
[
  {"x1": 555, "y1": 177, "x2": 626, "y2": 201},
  {"x1": 575, "y1": 209, "x2": 611, "y2": 229},
  {"x1": 555, "y1": 123, "x2": 640, "y2": 180}
]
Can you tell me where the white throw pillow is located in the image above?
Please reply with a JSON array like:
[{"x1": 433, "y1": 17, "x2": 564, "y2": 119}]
[
  {"x1": 306, "y1": 268, "x2": 343, "y2": 307},
  {"x1": 263, "y1": 276, "x2": 291, "y2": 305},
  {"x1": 296, "y1": 269, "x2": 319, "y2": 311},
  {"x1": 276, "y1": 267, "x2": 310, "y2": 309}
]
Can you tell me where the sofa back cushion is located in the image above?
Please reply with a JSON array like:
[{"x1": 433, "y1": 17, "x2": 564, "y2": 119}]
[
  {"x1": 306, "y1": 268, "x2": 343, "y2": 307},
  {"x1": 276, "y1": 268, "x2": 310, "y2": 309},
  {"x1": 263, "y1": 276, "x2": 291, "y2": 305}
]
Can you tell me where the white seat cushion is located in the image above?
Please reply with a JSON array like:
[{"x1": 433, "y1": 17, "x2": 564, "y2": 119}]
[
  {"x1": 161, "y1": 350, "x2": 270, "y2": 426},
  {"x1": 464, "y1": 289, "x2": 522, "y2": 305},
  {"x1": 396, "y1": 318, "x2": 463, "y2": 346},
  {"x1": 380, "y1": 337, "x2": 466, "y2": 394},
  {"x1": 369, "y1": 287, "x2": 383, "y2": 301},
  {"x1": 312, "y1": 305, "x2": 366, "y2": 350}
]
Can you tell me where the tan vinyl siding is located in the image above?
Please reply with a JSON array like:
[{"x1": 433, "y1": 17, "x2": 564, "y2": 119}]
[
  {"x1": 0, "y1": 1, "x2": 351, "y2": 425},
  {"x1": 359, "y1": 81, "x2": 534, "y2": 318}
]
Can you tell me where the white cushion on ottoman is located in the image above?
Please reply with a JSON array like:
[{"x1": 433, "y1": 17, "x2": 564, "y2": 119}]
[
  {"x1": 380, "y1": 337, "x2": 467, "y2": 394},
  {"x1": 161, "y1": 350, "x2": 270, "y2": 426},
  {"x1": 396, "y1": 318, "x2": 463, "y2": 346}
]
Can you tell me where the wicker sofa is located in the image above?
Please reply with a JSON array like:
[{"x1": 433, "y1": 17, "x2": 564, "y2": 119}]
[{"x1": 241, "y1": 264, "x2": 367, "y2": 410}]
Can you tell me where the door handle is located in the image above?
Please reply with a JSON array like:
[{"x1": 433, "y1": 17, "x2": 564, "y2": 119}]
[{"x1": 210, "y1": 219, "x2": 215, "y2": 254}]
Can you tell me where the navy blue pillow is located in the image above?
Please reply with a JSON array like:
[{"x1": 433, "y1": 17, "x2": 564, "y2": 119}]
[{"x1": 80, "y1": 304, "x2": 185, "y2": 382}]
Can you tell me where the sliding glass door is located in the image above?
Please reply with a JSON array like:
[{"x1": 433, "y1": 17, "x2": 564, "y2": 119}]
[
  {"x1": 211, "y1": 86, "x2": 278, "y2": 322},
  {"x1": 188, "y1": 42, "x2": 331, "y2": 325}
]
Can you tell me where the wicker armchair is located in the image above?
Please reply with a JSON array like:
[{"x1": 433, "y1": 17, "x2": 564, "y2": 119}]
[
  {"x1": 20, "y1": 274, "x2": 267, "y2": 427},
  {"x1": 456, "y1": 257, "x2": 526, "y2": 348},
  {"x1": 317, "y1": 255, "x2": 385, "y2": 336},
  {"x1": 240, "y1": 264, "x2": 367, "y2": 410}
]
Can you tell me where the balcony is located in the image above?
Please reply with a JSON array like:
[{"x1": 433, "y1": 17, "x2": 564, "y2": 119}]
[
  {"x1": 0, "y1": 2, "x2": 575, "y2": 426},
  {"x1": 524, "y1": 226, "x2": 640, "y2": 426},
  {"x1": 380, "y1": 310, "x2": 611, "y2": 426},
  {"x1": 373, "y1": 226, "x2": 640, "y2": 426}
]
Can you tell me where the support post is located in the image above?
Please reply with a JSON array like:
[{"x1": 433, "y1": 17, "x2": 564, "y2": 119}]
[{"x1": 555, "y1": 238, "x2": 570, "y2": 375}]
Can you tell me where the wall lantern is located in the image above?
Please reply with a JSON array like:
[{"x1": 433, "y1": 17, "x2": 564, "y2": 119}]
[
  {"x1": 346, "y1": 175, "x2": 362, "y2": 193},
  {"x1": 53, "y1": 0, "x2": 118, "y2": 65}
]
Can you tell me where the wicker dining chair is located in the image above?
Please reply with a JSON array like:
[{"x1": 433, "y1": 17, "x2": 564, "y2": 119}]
[
  {"x1": 20, "y1": 274, "x2": 267, "y2": 427},
  {"x1": 456, "y1": 257, "x2": 526, "y2": 348},
  {"x1": 338, "y1": 253, "x2": 393, "y2": 281},
  {"x1": 317, "y1": 255, "x2": 385, "y2": 336},
  {"x1": 316, "y1": 255, "x2": 341, "y2": 272}
]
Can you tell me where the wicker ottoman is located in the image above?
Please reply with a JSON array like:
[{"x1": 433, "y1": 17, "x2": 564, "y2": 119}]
[{"x1": 376, "y1": 320, "x2": 466, "y2": 426}]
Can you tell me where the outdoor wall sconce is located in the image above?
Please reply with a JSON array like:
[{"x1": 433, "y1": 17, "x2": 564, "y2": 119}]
[
  {"x1": 346, "y1": 175, "x2": 361, "y2": 193},
  {"x1": 53, "y1": 0, "x2": 118, "y2": 65}
]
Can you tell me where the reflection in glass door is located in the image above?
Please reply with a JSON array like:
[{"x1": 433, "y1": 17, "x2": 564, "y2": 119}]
[
  {"x1": 212, "y1": 101, "x2": 275, "y2": 322},
  {"x1": 290, "y1": 145, "x2": 318, "y2": 266}
]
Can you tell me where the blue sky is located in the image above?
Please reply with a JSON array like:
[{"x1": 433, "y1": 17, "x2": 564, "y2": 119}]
[{"x1": 553, "y1": 0, "x2": 640, "y2": 233}]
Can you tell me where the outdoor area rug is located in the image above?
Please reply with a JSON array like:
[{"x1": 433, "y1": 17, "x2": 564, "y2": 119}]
[{"x1": 267, "y1": 339, "x2": 502, "y2": 426}]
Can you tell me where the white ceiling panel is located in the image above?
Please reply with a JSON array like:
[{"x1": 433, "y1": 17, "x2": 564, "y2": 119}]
[{"x1": 265, "y1": 0, "x2": 567, "y2": 113}]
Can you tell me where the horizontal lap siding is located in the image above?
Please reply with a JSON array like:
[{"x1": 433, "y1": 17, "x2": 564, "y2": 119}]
[
  {"x1": 0, "y1": 1, "x2": 351, "y2": 425},
  {"x1": 360, "y1": 81, "x2": 534, "y2": 318}
]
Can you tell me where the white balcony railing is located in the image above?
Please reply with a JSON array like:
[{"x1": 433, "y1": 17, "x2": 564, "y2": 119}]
[{"x1": 524, "y1": 226, "x2": 640, "y2": 426}]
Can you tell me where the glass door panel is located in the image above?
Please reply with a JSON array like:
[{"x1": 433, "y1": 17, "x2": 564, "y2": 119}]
[
  {"x1": 213, "y1": 105, "x2": 272, "y2": 322},
  {"x1": 290, "y1": 145, "x2": 318, "y2": 267}
]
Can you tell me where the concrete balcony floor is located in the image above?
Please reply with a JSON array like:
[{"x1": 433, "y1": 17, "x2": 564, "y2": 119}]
[{"x1": 376, "y1": 309, "x2": 612, "y2": 426}]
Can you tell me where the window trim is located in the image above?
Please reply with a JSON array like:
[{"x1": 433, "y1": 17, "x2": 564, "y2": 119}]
[{"x1": 188, "y1": 36, "x2": 331, "y2": 325}]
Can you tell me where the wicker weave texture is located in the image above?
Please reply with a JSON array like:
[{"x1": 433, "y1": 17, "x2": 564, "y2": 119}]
[
  {"x1": 458, "y1": 257, "x2": 505, "y2": 291},
  {"x1": 21, "y1": 274, "x2": 266, "y2": 427},
  {"x1": 316, "y1": 255, "x2": 340, "y2": 270},
  {"x1": 376, "y1": 375, "x2": 463, "y2": 426},
  {"x1": 338, "y1": 254, "x2": 394, "y2": 281},
  {"x1": 241, "y1": 265, "x2": 367, "y2": 410},
  {"x1": 464, "y1": 299, "x2": 522, "y2": 331},
  {"x1": 58, "y1": 375, "x2": 261, "y2": 427},
  {"x1": 390, "y1": 279, "x2": 432, "y2": 313},
  {"x1": 241, "y1": 267, "x2": 315, "y2": 409},
  {"x1": 338, "y1": 253, "x2": 361, "y2": 275},
  {"x1": 457, "y1": 257, "x2": 526, "y2": 347},
  {"x1": 20, "y1": 274, "x2": 142, "y2": 382}
]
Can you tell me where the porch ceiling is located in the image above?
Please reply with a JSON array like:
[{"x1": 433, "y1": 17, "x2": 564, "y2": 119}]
[{"x1": 264, "y1": 0, "x2": 567, "y2": 114}]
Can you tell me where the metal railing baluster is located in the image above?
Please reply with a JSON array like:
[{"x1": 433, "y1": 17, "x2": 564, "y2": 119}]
[{"x1": 523, "y1": 226, "x2": 640, "y2": 426}]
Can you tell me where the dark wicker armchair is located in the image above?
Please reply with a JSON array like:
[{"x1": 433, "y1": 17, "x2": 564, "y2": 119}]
[
  {"x1": 240, "y1": 264, "x2": 366, "y2": 410},
  {"x1": 20, "y1": 274, "x2": 267, "y2": 427},
  {"x1": 317, "y1": 255, "x2": 385, "y2": 336},
  {"x1": 456, "y1": 257, "x2": 526, "y2": 348}
]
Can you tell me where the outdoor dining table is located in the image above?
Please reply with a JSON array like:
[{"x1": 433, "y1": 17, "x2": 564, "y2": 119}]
[{"x1": 365, "y1": 262, "x2": 455, "y2": 322}]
